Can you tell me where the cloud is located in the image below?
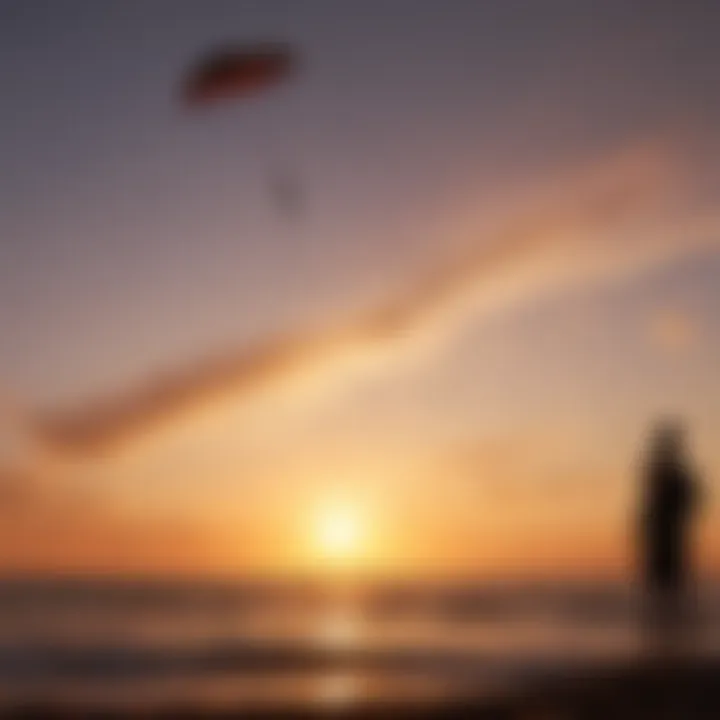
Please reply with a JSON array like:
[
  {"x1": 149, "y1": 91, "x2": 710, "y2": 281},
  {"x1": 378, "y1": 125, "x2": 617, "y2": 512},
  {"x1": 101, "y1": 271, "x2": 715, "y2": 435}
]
[{"x1": 9, "y1": 142, "x2": 718, "y2": 463}]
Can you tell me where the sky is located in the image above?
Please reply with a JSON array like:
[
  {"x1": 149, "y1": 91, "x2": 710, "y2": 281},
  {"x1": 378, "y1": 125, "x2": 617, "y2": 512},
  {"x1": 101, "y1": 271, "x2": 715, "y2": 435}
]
[{"x1": 1, "y1": 0, "x2": 720, "y2": 577}]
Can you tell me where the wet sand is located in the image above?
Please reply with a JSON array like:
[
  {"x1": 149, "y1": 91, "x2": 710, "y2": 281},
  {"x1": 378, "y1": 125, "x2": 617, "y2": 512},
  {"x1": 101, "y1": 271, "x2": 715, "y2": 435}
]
[{"x1": 5, "y1": 656, "x2": 720, "y2": 719}]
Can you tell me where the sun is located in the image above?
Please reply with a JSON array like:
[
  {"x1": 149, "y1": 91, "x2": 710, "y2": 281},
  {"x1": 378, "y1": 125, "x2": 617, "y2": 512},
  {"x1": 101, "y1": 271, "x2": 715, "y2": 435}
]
[{"x1": 313, "y1": 500, "x2": 365, "y2": 564}]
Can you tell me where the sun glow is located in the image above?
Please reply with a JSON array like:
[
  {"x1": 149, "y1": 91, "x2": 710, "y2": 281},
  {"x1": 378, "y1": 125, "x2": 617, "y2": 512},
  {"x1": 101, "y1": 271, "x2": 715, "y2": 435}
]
[{"x1": 313, "y1": 499, "x2": 365, "y2": 564}]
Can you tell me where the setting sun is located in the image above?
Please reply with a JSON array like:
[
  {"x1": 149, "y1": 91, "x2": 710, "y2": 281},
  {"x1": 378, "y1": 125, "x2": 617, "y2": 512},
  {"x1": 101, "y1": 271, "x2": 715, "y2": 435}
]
[{"x1": 313, "y1": 500, "x2": 365, "y2": 564}]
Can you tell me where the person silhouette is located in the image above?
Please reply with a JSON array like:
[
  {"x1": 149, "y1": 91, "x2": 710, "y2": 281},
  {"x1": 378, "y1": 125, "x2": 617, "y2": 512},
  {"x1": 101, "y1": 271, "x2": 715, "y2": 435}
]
[{"x1": 639, "y1": 419, "x2": 700, "y2": 626}]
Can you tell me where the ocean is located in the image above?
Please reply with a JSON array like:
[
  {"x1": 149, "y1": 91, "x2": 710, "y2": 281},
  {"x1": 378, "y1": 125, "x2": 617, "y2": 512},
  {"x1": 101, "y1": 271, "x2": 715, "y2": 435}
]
[{"x1": 0, "y1": 577, "x2": 717, "y2": 713}]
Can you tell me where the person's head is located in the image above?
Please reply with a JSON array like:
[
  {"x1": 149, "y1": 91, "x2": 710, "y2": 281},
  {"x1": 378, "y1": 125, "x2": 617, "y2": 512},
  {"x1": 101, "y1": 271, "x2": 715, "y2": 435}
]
[{"x1": 651, "y1": 418, "x2": 685, "y2": 464}]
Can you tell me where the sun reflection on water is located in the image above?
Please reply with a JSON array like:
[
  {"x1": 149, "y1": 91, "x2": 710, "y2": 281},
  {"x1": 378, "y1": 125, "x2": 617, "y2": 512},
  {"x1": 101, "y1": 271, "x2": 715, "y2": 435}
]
[
  {"x1": 315, "y1": 673, "x2": 360, "y2": 707},
  {"x1": 315, "y1": 606, "x2": 363, "y2": 648}
]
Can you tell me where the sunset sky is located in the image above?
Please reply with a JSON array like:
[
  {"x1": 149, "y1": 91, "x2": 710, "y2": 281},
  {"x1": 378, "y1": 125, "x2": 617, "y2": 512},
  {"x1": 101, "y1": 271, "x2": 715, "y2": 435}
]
[{"x1": 1, "y1": 0, "x2": 720, "y2": 577}]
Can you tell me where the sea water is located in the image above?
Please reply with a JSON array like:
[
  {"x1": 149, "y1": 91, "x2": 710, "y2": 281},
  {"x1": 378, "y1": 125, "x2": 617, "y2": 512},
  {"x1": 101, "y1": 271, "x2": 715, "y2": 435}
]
[{"x1": 0, "y1": 577, "x2": 717, "y2": 712}]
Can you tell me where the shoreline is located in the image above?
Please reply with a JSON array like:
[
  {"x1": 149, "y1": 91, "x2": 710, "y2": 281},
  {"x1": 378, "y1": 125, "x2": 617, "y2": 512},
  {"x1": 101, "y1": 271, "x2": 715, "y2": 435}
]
[{"x1": 4, "y1": 655, "x2": 719, "y2": 719}]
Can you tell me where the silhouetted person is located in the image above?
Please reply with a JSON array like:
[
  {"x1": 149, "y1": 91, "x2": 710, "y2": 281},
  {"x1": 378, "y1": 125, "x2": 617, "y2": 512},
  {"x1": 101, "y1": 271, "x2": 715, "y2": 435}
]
[{"x1": 639, "y1": 420, "x2": 700, "y2": 627}]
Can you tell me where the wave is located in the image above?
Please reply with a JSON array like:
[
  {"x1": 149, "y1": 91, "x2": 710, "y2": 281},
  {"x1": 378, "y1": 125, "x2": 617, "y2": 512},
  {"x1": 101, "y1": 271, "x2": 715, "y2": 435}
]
[{"x1": 0, "y1": 639, "x2": 556, "y2": 681}]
